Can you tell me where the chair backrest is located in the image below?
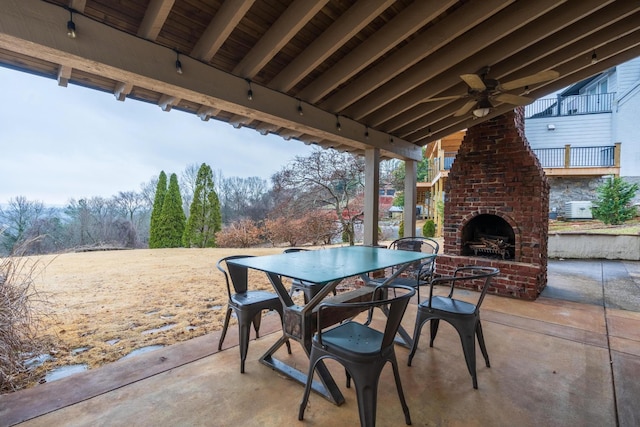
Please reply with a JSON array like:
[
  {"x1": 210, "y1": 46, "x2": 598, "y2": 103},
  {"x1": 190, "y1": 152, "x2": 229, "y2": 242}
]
[
  {"x1": 389, "y1": 236, "x2": 439, "y2": 255},
  {"x1": 389, "y1": 237, "x2": 439, "y2": 278},
  {"x1": 216, "y1": 255, "x2": 255, "y2": 295},
  {"x1": 316, "y1": 285, "x2": 415, "y2": 349},
  {"x1": 429, "y1": 266, "x2": 499, "y2": 310},
  {"x1": 283, "y1": 248, "x2": 309, "y2": 253}
]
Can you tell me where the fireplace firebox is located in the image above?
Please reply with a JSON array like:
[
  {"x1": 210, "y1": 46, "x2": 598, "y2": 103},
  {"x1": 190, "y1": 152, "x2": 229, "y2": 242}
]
[{"x1": 461, "y1": 214, "x2": 515, "y2": 260}]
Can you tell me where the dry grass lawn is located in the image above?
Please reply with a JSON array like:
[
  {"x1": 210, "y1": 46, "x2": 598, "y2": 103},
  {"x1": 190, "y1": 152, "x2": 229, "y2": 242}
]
[{"x1": 23, "y1": 247, "x2": 308, "y2": 389}]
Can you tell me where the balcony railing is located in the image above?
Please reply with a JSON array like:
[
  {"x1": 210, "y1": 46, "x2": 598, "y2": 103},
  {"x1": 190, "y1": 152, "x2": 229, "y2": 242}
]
[
  {"x1": 426, "y1": 152, "x2": 457, "y2": 182},
  {"x1": 525, "y1": 92, "x2": 615, "y2": 118},
  {"x1": 426, "y1": 145, "x2": 620, "y2": 181},
  {"x1": 533, "y1": 144, "x2": 620, "y2": 169}
]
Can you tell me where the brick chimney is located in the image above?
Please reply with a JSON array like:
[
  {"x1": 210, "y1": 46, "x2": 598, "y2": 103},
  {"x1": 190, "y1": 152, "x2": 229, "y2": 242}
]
[{"x1": 437, "y1": 108, "x2": 549, "y2": 299}]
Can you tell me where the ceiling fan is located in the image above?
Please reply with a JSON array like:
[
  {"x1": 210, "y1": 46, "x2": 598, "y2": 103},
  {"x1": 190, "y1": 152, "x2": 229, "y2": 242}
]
[{"x1": 426, "y1": 67, "x2": 559, "y2": 118}]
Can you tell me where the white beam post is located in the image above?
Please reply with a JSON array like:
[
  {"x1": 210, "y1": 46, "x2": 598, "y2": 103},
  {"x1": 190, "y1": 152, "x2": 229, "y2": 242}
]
[
  {"x1": 363, "y1": 147, "x2": 380, "y2": 246},
  {"x1": 404, "y1": 159, "x2": 417, "y2": 237}
]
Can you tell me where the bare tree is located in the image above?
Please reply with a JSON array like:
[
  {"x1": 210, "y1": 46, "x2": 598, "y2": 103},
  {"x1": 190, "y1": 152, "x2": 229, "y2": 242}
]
[
  {"x1": 271, "y1": 148, "x2": 365, "y2": 245},
  {"x1": 180, "y1": 163, "x2": 200, "y2": 215},
  {"x1": 0, "y1": 196, "x2": 45, "y2": 255},
  {"x1": 139, "y1": 177, "x2": 158, "y2": 207},
  {"x1": 218, "y1": 176, "x2": 270, "y2": 223},
  {"x1": 114, "y1": 191, "x2": 144, "y2": 223}
]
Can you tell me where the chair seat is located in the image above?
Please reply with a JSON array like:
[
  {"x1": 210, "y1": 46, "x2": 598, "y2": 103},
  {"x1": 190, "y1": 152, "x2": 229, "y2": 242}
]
[
  {"x1": 319, "y1": 322, "x2": 383, "y2": 356},
  {"x1": 422, "y1": 295, "x2": 476, "y2": 315},
  {"x1": 231, "y1": 290, "x2": 281, "y2": 306}
]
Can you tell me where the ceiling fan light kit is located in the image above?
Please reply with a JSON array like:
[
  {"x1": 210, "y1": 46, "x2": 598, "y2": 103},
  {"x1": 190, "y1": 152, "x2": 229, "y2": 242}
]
[
  {"x1": 473, "y1": 107, "x2": 491, "y2": 118},
  {"x1": 426, "y1": 67, "x2": 560, "y2": 118}
]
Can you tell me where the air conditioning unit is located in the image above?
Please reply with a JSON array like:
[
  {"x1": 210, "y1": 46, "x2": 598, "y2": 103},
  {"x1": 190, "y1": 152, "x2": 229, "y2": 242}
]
[{"x1": 564, "y1": 201, "x2": 593, "y2": 220}]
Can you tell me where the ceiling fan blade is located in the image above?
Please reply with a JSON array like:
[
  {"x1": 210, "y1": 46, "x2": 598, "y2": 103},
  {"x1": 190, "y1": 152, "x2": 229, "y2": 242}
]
[
  {"x1": 422, "y1": 95, "x2": 465, "y2": 102},
  {"x1": 453, "y1": 100, "x2": 478, "y2": 117},
  {"x1": 499, "y1": 70, "x2": 560, "y2": 91},
  {"x1": 460, "y1": 74, "x2": 486, "y2": 91},
  {"x1": 494, "y1": 93, "x2": 533, "y2": 105}
]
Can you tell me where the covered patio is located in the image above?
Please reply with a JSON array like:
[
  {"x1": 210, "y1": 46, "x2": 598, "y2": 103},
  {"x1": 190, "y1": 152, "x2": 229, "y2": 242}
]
[
  {"x1": 2, "y1": 1, "x2": 640, "y2": 245},
  {"x1": 2, "y1": 2, "x2": 640, "y2": 425},
  {"x1": 2, "y1": 259, "x2": 639, "y2": 426}
]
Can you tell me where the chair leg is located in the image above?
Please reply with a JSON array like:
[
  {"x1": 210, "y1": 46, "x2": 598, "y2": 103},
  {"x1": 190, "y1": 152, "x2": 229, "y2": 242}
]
[
  {"x1": 476, "y1": 320, "x2": 491, "y2": 368},
  {"x1": 407, "y1": 313, "x2": 428, "y2": 366},
  {"x1": 352, "y1": 373, "x2": 378, "y2": 427},
  {"x1": 391, "y1": 354, "x2": 412, "y2": 425},
  {"x1": 457, "y1": 326, "x2": 478, "y2": 389},
  {"x1": 239, "y1": 316, "x2": 252, "y2": 374},
  {"x1": 298, "y1": 357, "x2": 319, "y2": 421},
  {"x1": 429, "y1": 318, "x2": 440, "y2": 347},
  {"x1": 218, "y1": 306, "x2": 233, "y2": 351},
  {"x1": 253, "y1": 311, "x2": 262, "y2": 339}
]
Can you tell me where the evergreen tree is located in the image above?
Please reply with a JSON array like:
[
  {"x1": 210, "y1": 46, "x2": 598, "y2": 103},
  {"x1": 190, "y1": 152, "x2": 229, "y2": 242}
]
[
  {"x1": 157, "y1": 173, "x2": 186, "y2": 247},
  {"x1": 148, "y1": 171, "x2": 167, "y2": 248},
  {"x1": 183, "y1": 163, "x2": 222, "y2": 247},
  {"x1": 592, "y1": 176, "x2": 638, "y2": 225}
]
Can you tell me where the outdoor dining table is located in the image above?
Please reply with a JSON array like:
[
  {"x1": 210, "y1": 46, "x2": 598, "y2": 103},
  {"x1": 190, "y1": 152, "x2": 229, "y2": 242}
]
[{"x1": 227, "y1": 245, "x2": 436, "y2": 405}]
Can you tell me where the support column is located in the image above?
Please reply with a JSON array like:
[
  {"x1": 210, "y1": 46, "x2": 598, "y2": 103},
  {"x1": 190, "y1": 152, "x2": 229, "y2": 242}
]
[
  {"x1": 363, "y1": 148, "x2": 380, "y2": 246},
  {"x1": 404, "y1": 159, "x2": 417, "y2": 237}
]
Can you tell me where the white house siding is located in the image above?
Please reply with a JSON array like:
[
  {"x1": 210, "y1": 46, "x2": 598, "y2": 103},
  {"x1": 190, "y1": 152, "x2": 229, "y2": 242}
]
[
  {"x1": 525, "y1": 114, "x2": 612, "y2": 148},
  {"x1": 615, "y1": 57, "x2": 640, "y2": 93},
  {"x1": 614, "y1": 61, "x2": 640, "y2": 176}
]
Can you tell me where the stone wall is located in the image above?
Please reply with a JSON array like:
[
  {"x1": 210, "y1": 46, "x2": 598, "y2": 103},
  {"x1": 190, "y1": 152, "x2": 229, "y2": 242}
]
[{"x1": 548, "y1": 176, "x2": 640, "y2": 217}]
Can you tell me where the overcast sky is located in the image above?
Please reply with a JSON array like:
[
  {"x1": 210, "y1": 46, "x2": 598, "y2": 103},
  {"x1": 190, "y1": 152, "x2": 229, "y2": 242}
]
[{"x1": 0, "y1": 66, "x2": 315, "y2": 206}]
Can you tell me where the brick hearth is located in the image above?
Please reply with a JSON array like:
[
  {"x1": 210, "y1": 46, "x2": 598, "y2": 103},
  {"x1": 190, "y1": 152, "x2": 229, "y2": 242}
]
[{"x1": 437, "y1": 108, "x2": 549, "y2": 300}]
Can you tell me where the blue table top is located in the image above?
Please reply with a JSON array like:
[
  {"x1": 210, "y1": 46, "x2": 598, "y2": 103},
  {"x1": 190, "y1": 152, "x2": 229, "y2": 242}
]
[{"x1": 227, "y1": 245, "x2": 435, "y2": 283}]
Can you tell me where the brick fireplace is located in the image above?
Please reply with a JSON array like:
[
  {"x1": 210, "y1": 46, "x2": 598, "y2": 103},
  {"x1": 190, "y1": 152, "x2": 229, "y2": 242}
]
[{"x1": 437, "y1": 108, "x2": 549, "y2": 300}]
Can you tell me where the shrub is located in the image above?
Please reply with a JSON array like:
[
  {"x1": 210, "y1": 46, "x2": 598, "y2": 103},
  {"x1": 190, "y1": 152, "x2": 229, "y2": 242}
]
[
  {"x1": 398, "y1": 220, "x2": 404, "y2": 238},
  {"x1": 592, "y1": 177, "x2": 639, "y2": 225},
  {"x1": 422, "y1": 219, "x2": 436, "y2": 237},
  {"x1": 1, "y1": 240, "x2": 50, "y2": 392},
  {"x1": 264, "y1": 217, "x2": 305, "y2": 247},
  {"x1": 215, "y1": 219, "x2": 262, "y2": 248}
]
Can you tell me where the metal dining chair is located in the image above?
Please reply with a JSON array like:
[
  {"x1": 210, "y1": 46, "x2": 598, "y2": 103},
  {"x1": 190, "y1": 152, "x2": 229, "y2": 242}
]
[
  {"x1": 368, "y1": 236, "x2": 439, "y2": 300},
  {"x1": 216, "y1": 255, "x2": 290, "y2": 373},
  {"x1": 407, "y1": 266, "x2": 500, "y2": 389},
  {"x1": 299, "y1": 284, "x2": 415, "y2": 427},
  {"x1": 283, "y1": 248, "x2": 335, "y2": 303}
]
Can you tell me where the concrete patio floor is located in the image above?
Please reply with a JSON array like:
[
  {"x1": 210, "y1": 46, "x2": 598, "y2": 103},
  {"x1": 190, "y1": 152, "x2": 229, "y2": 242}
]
[{"x1": 1, "y1": 259, "x2": 639, "y2": 427}]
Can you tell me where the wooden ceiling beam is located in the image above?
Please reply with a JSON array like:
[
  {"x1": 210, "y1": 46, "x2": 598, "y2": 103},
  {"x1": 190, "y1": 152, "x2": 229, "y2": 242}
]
[
  {"x1": 297, "y1": 0, "x2": 457, "y2": 103},
  {"x1": 233, "y1": 0, "x2": 328, "y2": 78},
  {"x1": 191, "y1": 0, "x2": 254, "y2": 62},
  {"x1": 114, "y1": 81, "x2": 133, "y2": 101},
  {"x1": 319, "y1": 0, "x2": 515, "y2": 113},
  {"x1": 158, "y1": 94, "x2": 180, "y2": 112},
  {"x1": 270, "y1": 0, "x2": 394, "y2": 92},
  {"x1": 196, "y1": 105, "x2": 219, "y2": 121},
  {"x1": 375, "y1": 1, "x2": 635, "y2": 132},
  {"x1": 340, "y1": 0, "x2": 565, "y2": 120},
  {"x1": 68, "y1": 0, "x2": 86, "y2": 13},
  {"x1": 57, "y1": 64, "x2": 71, "y2": 87},
  {"x1": 255, "y1": 122, "x2": 279, "y2": 135},
  {"x1": 137, "y1": 0, "x2": 174, "y2": 41}
]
